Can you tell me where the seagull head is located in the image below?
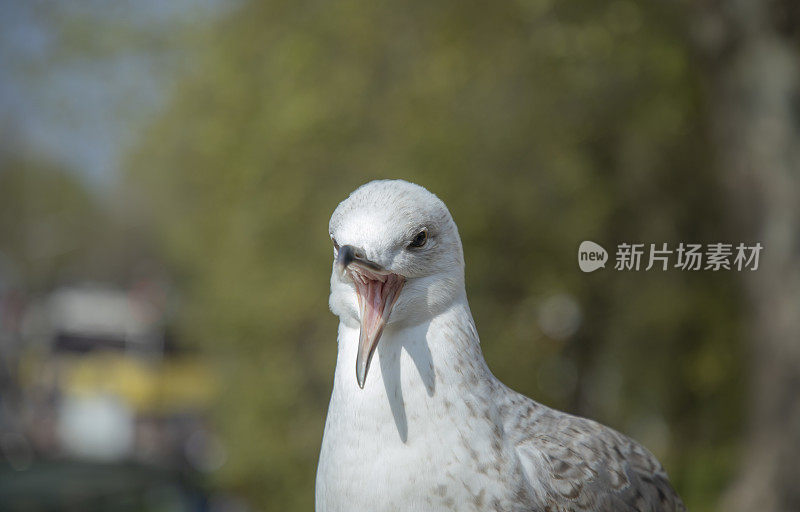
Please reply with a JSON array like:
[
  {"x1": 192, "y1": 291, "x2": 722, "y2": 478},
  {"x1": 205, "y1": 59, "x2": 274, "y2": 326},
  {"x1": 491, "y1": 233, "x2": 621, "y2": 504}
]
[{"x1": 328, "y1": 180, "x2": 465, "y2": 388}]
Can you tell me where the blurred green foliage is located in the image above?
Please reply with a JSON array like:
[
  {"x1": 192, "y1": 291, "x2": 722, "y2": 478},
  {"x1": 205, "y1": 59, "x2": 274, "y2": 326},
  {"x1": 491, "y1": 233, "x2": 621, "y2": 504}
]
[
  {"x1": 127, "y1": 1, "x2": 745, "y2": 510},
  {"x1": 0, "y1": 155, "x2": 153, "y2": 293},
  {"x1": 0, "y1": 159, "x2": 97, "y2": 292}
]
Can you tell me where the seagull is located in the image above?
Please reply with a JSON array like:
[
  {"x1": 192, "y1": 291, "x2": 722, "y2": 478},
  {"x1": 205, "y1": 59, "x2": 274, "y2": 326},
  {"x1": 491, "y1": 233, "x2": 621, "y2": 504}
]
[{"x1": 316, "y1": 180, "x2": 686, "y2": 512}]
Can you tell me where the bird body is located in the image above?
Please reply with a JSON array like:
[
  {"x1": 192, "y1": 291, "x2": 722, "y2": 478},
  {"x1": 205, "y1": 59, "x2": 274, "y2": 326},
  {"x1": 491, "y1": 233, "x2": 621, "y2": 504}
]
[{"x1": 316, "y1": 180, "x2": 685, "y2": 511}]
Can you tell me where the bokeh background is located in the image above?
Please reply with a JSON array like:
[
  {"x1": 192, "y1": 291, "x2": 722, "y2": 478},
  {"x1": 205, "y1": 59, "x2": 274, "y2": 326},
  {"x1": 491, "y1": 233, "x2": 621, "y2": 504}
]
[{"x1": 1, "y1": 1, "x2": 799, "y2": 511}]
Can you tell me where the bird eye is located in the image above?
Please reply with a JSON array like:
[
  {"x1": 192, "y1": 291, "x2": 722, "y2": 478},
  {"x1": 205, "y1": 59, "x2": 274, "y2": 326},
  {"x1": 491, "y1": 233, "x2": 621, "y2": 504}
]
[
  {"x1": 408, "y1": 229, "x2": 428, "y2": 249},
  {"x1": 332, "y1": 237, "x2": 339, "y2": 251}
]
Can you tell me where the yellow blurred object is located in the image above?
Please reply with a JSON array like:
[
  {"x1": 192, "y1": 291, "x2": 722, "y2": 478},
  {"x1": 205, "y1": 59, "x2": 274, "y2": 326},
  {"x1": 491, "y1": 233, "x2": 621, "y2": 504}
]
[{"x1": 29, "y1": 352, "x2": 215, "y2": 415}]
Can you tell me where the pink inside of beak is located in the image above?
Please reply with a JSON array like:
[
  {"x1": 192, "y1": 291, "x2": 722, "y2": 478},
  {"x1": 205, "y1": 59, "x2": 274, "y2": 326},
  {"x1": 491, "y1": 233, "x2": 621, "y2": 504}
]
[{"x1": 349, "y1": 266, "x2": 405, "y2": 388}]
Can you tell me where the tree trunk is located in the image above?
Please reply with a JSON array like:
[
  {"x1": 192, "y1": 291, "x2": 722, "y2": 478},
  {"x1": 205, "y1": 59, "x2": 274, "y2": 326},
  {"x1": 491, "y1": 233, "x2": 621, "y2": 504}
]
[{"x1": 694, "y1": 2, "x2": 800, "y2": 511}]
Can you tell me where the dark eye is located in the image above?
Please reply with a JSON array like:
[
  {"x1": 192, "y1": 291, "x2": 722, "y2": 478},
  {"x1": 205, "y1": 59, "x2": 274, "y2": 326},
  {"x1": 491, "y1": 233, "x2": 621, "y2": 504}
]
[
  {"x1": 408, "y1": 229, "x2": 428, "y2": 249},
  {"x1": 332, "y1": 237, "x2": 339, "y2": 251}
]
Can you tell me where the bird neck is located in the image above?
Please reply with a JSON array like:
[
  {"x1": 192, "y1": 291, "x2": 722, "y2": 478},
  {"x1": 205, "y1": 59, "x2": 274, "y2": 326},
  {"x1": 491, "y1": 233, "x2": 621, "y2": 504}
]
[{"x1": 330, "y1": 293, "x2": 497, "y2": 438}]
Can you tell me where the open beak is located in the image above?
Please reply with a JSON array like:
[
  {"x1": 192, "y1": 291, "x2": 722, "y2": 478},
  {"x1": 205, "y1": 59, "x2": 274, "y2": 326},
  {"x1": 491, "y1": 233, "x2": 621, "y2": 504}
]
[{"x1": 337, "y1": 245, "x2": 405, "y2": 388}]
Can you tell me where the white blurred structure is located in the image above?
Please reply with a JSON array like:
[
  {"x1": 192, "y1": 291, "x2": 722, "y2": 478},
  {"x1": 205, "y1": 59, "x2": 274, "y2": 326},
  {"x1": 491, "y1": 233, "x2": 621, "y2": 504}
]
[
  {"x1": 57, "y1": 394, "x2": 134, "y2": 461},
  {"x1": 33, "y1": 285, "x2": 163, "y2": 355}
]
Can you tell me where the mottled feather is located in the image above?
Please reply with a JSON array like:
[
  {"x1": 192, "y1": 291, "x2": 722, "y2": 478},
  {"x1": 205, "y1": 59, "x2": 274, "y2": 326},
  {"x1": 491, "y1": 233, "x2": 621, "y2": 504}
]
[{"x1": 502, "y1": 390, "x2": 686, "y2": 511}]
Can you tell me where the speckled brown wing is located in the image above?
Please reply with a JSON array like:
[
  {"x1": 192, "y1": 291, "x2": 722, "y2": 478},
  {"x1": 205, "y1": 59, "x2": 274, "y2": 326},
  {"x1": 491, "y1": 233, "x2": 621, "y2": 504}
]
[{"x1": 509, "y1": 404, "x2": 687, "y2": 512}]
